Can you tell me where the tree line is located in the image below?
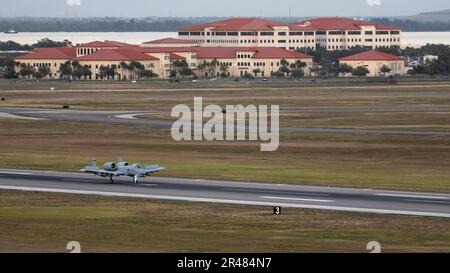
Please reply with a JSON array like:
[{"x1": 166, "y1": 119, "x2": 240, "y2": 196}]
[
  {"x1": 1, "y1": 17, "x2": 450, "y2": 32},
  {"x1": 298, "y1": 44, "x2": 450, "y2": 77},
  {"x1": 1, "y1": 60, "x2": 158, "y2": 80},
  {"x1": 2, "y1": 43, "x2": 449, "y2": 80},
  {"x1": 371, "y1": 18, "x2": 450, "y2": 32},
  {"x1": 0, "y1": 18, "x2": 196, "y2": 32},
  {"x1": 0, "y1": 38, "x2": 72, "y2": 51}
]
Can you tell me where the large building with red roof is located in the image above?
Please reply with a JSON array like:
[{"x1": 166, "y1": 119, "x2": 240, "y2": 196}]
[
  {"x1": 15, "y1": 47, "x2": 77, "y2": 78},
  {"x1": 14, "y1": 40, "x2": 313, "y2": 80},
  {"x1": 141, "y1": 38, "x2": 197, "y2": 48},
  {"x1": 338, "y1": 50, "x2": 406, "y2": 77},
  {"x1": 177, "y1": 17, "x2": 401, "y2": 51}
]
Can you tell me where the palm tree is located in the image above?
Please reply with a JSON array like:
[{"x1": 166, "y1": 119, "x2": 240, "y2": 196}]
[
  {"x1": 82, "y1": 65, "x2": 92, "y2": 80},
  {"x1": 220, "y1": 64, "x2": 230, "y2": 77},
  {"x1": 337, "y1": 63, "x2": 353, "y2": 77},
  {"x1": 59, "y1": 61, "x2": 73, "y2": 80},
  {"x1": 37, "y1": 66, "x2": 51, "y2": 79},
  {"x1": 197, "y1": 61, "x2": 208, "y2": 78},
  {"x1": 352, "y1": 66, "x2": 370, "y2": 77},
  {"x1": 129, "y1": 61, "x2": 145, "y2": 80},
  {"x1": 209, "y1": 59, "x2": 219, "y2": 77},
  {"x1": 252, "y1": 68, "x2": 261, "y2": 77},
  {"x1": 380, "y1": 64, "x2": 391, "y2": 77},
  {"x1": 120, "y1": 61, "x2": 129, "y2": 80},
  {"x1": 279, "y1": 59, "x2": 291, "y2": 76},
  {"x1": 19, "y1": 64, "x2": 35, "y2": 79}
]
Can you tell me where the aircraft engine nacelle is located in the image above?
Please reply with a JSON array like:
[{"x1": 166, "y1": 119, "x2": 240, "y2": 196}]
[{"x1": 103, "y1": 162, "x2": 117, "y2": 171}]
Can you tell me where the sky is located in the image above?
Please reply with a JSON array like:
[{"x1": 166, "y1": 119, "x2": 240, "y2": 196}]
[{"x1": 1, "y1": 0, "x2": 449, "y2": 18}]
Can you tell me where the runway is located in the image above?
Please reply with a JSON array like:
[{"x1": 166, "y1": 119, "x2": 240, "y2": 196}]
[
  {"x1": 1, "y1": 169, "x2": 450, "y2": 218},
  {"x1": 2, "y1": 107, "x2": 450, "y2": 137}
]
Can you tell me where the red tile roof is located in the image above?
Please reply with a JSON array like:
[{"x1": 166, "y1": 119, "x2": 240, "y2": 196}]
[
  {"x1": 74, "y1": 48, "x2": 158, "y2": 61},
  {"x1": 339, "y1": 50, "x2": 404, "y2": 61},
  {"x1": 179, "y1": 17, "x2": 400, "y2": 32},
  {"x1": 143, "y1": 38, "x2": 196, "y2": 44},
  {"x1": 76, "y1": 40, "x2": 136, "y2": 48},
  {"x1": 16, "y1": 47, "x2": 76, "y2": 60},
  {"x1": 252, "y1": 48, "x2": 312, "y2": 59},
  {"x1": 15, "y1": 44, "x2": 312, "y2": 62},
  {"x1": 170, "y1": 53, "x2": 186, "y2": 60},
  {"x1": 178, "y1": 18, "x2": 286, "y2": 32},
  {"x1": 137, "y1": 47, "x2": 198, "y2": 54},
  {"x1": 292, "y1": 17, "x2": 400, "y2": 31}
]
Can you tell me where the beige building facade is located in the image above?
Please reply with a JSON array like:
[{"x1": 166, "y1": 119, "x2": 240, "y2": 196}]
[
  {"x1": 178, "y1": 17, "x2": 401, "y2": 51},
  {"x1": 339, "y1": 50, "x2": 406, "y2": 77},
  {"x1": 15, "y1": 41, "x2": 313, "y2": 80}
]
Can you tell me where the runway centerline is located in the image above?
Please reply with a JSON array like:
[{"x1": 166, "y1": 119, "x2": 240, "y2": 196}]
[{"x1": 260, "y1": 196, "x2": 334, "y2": 203}]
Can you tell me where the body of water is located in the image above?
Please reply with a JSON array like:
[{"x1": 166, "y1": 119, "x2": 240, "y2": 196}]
[
  {"x1": 401, "y1": 32, "x2": 450, "y2": 48},
  {"x1": 0, "y1": 32, "x2": 178, "y2": 45},
  {"x1": 0, "y1": 31, "x2": 449, "y2": 48}
]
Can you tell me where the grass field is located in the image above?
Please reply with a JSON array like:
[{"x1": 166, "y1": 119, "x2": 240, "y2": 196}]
[
  {"x1": 1, "y1": 82, "x2": 450, "y2": 191},
  {"x1": 1, "y1": 118, "x2": 450, "y2": 192},
  {"x1": 2, "y1": 190, "x2": 450, "y2": 253},
  {"x1": 0, "y1": 79, "x2": 445, "y2": 91},
  {"x1": 1, "y1": 82, "x2": 450, "y2": 253}
]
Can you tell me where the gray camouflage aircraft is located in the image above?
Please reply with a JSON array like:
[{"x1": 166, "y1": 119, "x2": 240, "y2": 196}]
[{"x1": 81, "y1": 159, "x2": 165, "y2": 184}]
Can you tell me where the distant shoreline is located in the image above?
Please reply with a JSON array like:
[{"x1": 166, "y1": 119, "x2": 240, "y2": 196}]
[
  {"x1": 1, "y1": 31, "x2": 450, "y2": 49},
  {"x1": 1, "y1": 30, "x2": 450, "y2": 33}
]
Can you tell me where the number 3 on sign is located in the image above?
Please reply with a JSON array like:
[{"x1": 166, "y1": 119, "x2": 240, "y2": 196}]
[
  {"x1": 367, "y1": 241, "x2": 381, "y2": 253},
  {"x1": 273, "y1": 206, "x2": 281, "y2": 215},
  {"x1": 67, "y1": 241, "x2": 81, "y2": 253}
]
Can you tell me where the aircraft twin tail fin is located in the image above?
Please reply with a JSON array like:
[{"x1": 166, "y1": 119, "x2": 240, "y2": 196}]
[{"x1": 90, "y1": 159, "x2": 97, "y2": 167}]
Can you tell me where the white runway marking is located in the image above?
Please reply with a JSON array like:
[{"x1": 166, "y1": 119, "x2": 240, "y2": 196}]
[
  {"x1": 222, "y1": 188, "x2": 330, "y2": 197},
  {"x1": 0, "y1": 112, "x2": 46, "y2": 121},
  {"x1": 2, "y1": 185, "x2": 450, "y2": 218},
  {"x1": 0, "y1": 171, "x2": 34, "y2": 175},
  {"x1": 114, "y1": 113, "x2": 154, "y2": 120},
  {"x1": 260, "y1": 196, "x2": 334, "y2": 203},
  {"x1": 224, "y1": 188, "x2": 329, "y2": 197},
  {"x1": 376, "y1": 193, "x2": 449, "y2": 200},
  {"x1": 404, "y1": 199, "x2": 450, "y2": 205}
]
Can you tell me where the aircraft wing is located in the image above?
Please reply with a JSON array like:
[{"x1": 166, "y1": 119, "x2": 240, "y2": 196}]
[
  {"x1": 143, "y1": 165, "x2": 165, "y2": 175},
  {"x1": 81, "y1": 167, "x2": 124, "y2": 177}
]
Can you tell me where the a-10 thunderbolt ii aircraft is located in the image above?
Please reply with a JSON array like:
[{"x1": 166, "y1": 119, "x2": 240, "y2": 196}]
[{"x1": 81, "y1": 159, "x2": 165, "y2": 184}]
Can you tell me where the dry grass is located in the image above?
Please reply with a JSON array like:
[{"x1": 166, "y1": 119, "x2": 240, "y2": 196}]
[
  {"x1": 1, "y1": 190, "x2": 450, "y2": 253},
  {"x1": 1, "y1": 82, "x2": 450, "y2": 109},
  {"x1": 1, "y1": 118, "x2": 450, "y2": 192},
  {"x1": 1, "y1": 82, "x2": 450, "y2": 253},
  {"x1": 0, "y1": 82, "x2": 450, "y2": 191}
]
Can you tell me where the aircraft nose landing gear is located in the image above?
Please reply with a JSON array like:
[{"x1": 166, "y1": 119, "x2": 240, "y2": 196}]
[{"x1": 133, "y1": 175, "x2": 138, "y2": 184}]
